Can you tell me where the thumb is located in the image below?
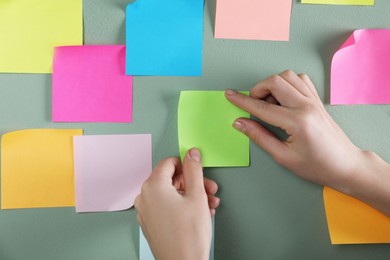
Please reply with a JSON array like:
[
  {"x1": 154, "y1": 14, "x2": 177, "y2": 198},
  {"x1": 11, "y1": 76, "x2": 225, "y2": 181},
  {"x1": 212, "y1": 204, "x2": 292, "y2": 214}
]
[
  {"x1": 233, "y1": 118, "x2": 288, "y2": 164},
  {"x1": 182, "y1": 148, "x2": 206, "y2": 197}
]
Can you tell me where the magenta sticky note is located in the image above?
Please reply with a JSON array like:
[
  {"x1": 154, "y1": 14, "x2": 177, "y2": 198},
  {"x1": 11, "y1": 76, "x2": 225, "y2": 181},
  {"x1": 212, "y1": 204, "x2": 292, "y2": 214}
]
[
  {"x1": 331, "y1": 30, "x2": 390, "y2": 105},
  {"x1": 52, "y1": 45, "x2": 133, "y2": 122},
  {"x1": 73, "y1": 134, "x2": 152, "y2": 213}
]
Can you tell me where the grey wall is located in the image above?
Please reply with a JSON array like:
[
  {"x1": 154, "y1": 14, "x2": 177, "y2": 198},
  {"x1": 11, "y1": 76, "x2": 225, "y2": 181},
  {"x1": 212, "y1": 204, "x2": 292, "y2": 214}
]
[{"x1": 0, "y1": 0, "x2": 390, "y2": 259}]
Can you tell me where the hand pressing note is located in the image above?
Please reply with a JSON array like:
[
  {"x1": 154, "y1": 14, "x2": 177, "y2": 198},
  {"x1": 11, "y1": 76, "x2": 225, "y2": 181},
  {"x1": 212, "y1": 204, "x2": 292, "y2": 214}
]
[
  {"x1": 226, "y1": 70, "x2": 390, "y2": 216},
  {"x1": 135, "y1": 148, "x2": 219, "y2": 260}
]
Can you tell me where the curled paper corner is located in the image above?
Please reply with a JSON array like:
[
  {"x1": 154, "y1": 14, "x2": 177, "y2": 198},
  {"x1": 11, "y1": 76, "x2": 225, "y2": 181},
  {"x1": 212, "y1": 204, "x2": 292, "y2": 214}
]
[
  {"x1": 331, "y1": 29, "x2": 390, "y2": 105},
  {"x1": 338, "y1": 30, "x2": 358, "y2": 50}
]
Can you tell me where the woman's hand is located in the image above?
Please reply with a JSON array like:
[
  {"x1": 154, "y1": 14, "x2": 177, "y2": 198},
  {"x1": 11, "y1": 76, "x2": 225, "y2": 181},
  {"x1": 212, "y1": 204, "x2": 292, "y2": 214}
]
[
  {"x1": 135, "y1": 148, "x2": 219, "y2": 260},
  {"x1": 226, "y1": 70, "x2": 390, "y2": 216}
]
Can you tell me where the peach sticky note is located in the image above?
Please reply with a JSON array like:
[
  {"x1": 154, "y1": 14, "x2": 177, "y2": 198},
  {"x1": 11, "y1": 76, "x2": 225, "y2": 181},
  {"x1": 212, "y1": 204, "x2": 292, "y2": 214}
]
[
  {"x1": 1, "y1": 129, "x2": 83, "y2": 209},
  {"x1": 331, "y1": 29, "x2": 390, "y2": 104},
  {"x1": 324, "y1": 187, "x2": 390, "y2": 244},
  {"x1": 0, "y1": 0, "x2": 83, "y2": 73},
  {"x1": 215, "y1": 0, "x2": 292, "y2": 41}
]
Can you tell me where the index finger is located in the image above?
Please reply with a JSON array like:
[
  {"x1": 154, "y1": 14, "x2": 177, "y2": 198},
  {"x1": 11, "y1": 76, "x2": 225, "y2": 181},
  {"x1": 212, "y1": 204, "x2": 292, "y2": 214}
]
[
  {"x1": 225, "y1": 90, "x2": 291, "y2": 129},
  {"x1": 250, "y1": 75, "x2": 305, "y2": 108},
  {"x1": 148, "y1": 157, "x2": 182, "y2": 183}
]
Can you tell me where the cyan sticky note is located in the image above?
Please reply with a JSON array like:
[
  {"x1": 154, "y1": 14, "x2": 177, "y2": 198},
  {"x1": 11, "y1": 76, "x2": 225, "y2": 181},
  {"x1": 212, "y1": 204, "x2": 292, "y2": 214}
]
[{"x1": 126, "y1": 0, "x2": 204, "y2": 76}]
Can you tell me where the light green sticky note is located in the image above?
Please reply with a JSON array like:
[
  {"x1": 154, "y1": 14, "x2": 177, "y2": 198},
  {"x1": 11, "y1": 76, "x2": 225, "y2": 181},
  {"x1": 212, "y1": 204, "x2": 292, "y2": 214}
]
[
  {"x1": 301, "y1": 0, "x2": 374, "y2": 5},
  {"x1": 178, "y1": 91, "x2": 250, "y2": 167}
]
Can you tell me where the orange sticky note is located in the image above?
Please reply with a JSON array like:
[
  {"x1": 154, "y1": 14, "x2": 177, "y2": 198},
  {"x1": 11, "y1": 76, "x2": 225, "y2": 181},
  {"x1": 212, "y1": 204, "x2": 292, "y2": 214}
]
[
  {"x1": 1, "y1": 129, "x2": 83, "y2": 209},
  {"x1": 215, "y1": 0, "x2": 292, "y2": 41},
  {"x1": 324, "y1": 187, "x2": 390, "y2": 244}
]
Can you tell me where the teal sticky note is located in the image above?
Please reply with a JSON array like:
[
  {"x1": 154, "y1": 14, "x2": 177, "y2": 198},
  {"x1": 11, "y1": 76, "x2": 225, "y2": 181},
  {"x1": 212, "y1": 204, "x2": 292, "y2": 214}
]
[{"x1": 126, "y1": 0, "x2": 204, "y2": 76}]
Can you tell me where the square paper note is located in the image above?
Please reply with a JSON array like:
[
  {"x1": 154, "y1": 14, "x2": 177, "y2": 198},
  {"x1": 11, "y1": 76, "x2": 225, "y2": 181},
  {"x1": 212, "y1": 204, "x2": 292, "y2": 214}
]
[
  {"x1": 178, "y1": 91, "x2": 250, "y2": 167},
  {"x1": 331, "y1": 30, "x2": 390, "y2": 104},
  {"x1": 324, "y1": 187, "x2": 390, "y2": 244},
  {"x1": 215, "y1": 0, "x2": 292, "y2": 41},
  {"x1": 52, "y1": 45, "x2": 133, "y2": 122},
  {"x1": 126, "y1": 0, "x2": 204, "y2": 76},
  {"x1": 0, "y1": 0, "x2": 82, "y2": 73},
  {"x1": 74, "y1": 134, "x2": 152, "y2": 212},
  {"x1": 1, "y1": 129, "x2": 83, "y2": 209},
  {"x1": 302, "y1": 0, "x2": 374, "y2": 5}
]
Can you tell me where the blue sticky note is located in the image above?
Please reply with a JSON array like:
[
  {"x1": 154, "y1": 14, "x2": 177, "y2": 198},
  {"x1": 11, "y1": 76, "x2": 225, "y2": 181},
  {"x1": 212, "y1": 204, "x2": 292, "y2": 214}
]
[
  {"x1": 140, "y1": 218, "x2": 215, "y2": 260},
  {"x1": 126, "y1": 0, "x2": 204, "y2": 76}
]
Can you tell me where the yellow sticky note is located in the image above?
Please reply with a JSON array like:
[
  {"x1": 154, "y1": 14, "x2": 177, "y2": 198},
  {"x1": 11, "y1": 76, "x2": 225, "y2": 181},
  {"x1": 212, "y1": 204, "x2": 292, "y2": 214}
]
[
  {"x1": 1, "y1": 129, "x2": 83, "y2": 209},
  {"x1": 324, "y1": 187, "x2": 390, "y2": 244},
  {"x1": 302, "y1": 0, "x2": 374, "y2": 5},
  {"x1": 0, "y1": 0, "x2": 83, "y2": 73}
]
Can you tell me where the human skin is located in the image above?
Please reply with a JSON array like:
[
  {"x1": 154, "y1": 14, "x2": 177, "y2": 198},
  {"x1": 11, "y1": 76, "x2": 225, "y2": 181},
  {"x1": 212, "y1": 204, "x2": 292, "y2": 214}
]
[
  {"x1": 226, "y1": 70, "x2": 390, "y2": 217},
  {"x1": 135, "y1": 70, "x2": 390, "y2": 260},
  {"x1": 135, "y1": 148, "x2": 219, "y2": 260}
]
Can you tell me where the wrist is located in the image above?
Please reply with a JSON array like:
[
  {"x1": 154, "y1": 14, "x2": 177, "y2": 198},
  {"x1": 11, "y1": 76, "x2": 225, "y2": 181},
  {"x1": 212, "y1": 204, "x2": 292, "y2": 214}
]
[
  {"x1": 336, "y1": 150, "x2": 390, "y2": 216},
  {"x1": 174, "y1": 249, "x2": 209, "y2": 260},
  {"x1": 163, "y1": 235, "x2": 210, "y2": 260},
  {"x1": 158, "y1": 246, "x2": 209, "y2": 260}
]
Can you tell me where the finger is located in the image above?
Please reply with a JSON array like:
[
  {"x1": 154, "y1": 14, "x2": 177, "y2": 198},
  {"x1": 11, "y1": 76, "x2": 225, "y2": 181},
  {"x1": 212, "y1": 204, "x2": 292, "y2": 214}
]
[
  {"x1": 174, "y1": 175, "x2": 217, "y2": 195},
  {"x1": 204, "y1": 178, "x2": 218, "y2": 195},
  {"x1": 233, "y1": 118, "x2": 289, "y2": 164},
  {"x1": 208, "y1": 195, "x2": 220, "y2": 209},
  {"x1": 210, "y1": 208, "x2": 216, "y2": 217},
  {"x1": 264, "y1": 94, "x2": 279, "y2": 105},
  {"x1": 249, "y1": 75, "x2": 305, "y2": 107},
  {"x1": 172, "y1": 172, "x2": 184, "y2": 190},
  {"x1": 279, "y1": 70, "x2": 311, "y2": 97},
  {"x1": 225, "y1": 90, "x2": 291, "y2": 129},
  {"x1": 182, "y1": 148, "x2": 207, "y2": 197},
  {"x1": 149, "y1": 157, "x2": 181, "y2": 183},
  {"x1": 298, "y1": 73, "x2": 321, "y2": 101}
]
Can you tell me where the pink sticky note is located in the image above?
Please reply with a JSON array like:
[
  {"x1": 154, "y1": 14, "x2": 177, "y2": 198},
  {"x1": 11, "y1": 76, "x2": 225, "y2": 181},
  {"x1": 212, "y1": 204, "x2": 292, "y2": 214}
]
[
  {"x1": 215, "y1": 0, "x2": 292, "y2": 41},
  {"x1": 53, "y1": 45, "x2": 133, "y2": 122},
  {"x1": 331, "y1": 30, "x2": 390, "y2": 105},
  {"x1": 73, "y1": 134, "x2": 152, "y2": 213}
]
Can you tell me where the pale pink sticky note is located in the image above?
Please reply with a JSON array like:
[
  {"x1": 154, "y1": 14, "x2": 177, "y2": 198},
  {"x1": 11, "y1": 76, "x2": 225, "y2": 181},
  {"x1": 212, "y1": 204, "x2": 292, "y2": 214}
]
[
  {"x1": 331, "y1": 29, "x2": 390, "y2": 105},
  {"x1": 215, "y1": 0, "x2": 292, "y2": 41},
  {"x1": 73, "y1": 134, "x2": 152, "y2": 213},
  {"x1": 53, "y1": 45, "x2": 133, "y2": 122}
]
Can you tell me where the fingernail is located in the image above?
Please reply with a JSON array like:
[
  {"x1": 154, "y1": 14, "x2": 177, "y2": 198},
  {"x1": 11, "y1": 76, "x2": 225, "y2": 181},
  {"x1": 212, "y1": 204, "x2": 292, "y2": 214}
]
[
  {"x1": 225, "y1": 89, "x2": 238, "y2": 96},
  {"x1": 189, "y1": 148, "x2": 201, "y2": 162},
  {"x1": 233, "y1": 120, "x2": 246, "y2": 133}
]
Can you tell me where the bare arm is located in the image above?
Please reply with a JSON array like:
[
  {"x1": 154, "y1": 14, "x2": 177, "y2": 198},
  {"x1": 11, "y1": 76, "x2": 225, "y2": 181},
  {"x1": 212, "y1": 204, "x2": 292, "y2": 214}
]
[{"x1": 135, "y1": 149, "x2": 220, "y2": 260}]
